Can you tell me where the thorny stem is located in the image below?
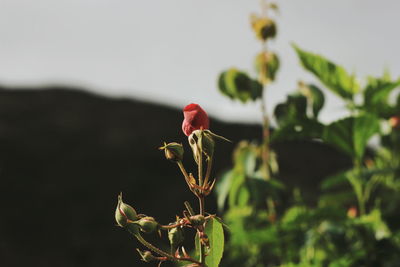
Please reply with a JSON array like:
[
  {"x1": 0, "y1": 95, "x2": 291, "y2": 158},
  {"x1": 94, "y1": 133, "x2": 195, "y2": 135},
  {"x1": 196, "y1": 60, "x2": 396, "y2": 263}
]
[
  {"x1": 135, "y1": 233, "x2": 203, "y2": 266},
  {"x1": 203, "y1": 157, "x2": 213, "y2": 189},
  {"x1": 177, "y1": 161, "x2": 190, "y2": 181},
  {"x1": 134, "y1": 233, "x2": 174, "y2": 260}
]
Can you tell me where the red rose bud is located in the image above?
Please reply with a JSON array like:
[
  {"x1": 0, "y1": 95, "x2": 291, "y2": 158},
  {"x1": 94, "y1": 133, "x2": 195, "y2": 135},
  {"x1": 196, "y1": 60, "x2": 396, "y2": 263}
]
[
  {"x1": 159, "y1": 142, "x2": 184, "y2": 162},
  {"x1": 115, "y1": 193, "x2": 139, "y2": 229},
  {"x1": 182, "y1": 103, "x2": 209, "y2": 136},
  {"x1": 136, "y1": 216, "x2": 159, "y2": 234}
]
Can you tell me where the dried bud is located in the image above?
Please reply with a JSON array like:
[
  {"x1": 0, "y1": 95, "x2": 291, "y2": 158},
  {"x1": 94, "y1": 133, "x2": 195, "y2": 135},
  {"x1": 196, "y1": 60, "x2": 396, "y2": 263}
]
[
  {"x1": 159, "y1": 142, "x2": 184, "y2": 162},
  {"x1": 115, "y1": 193, "x2": 138, "y2": 228},
  {"x1": 251, "y1": 16, "x2": 277, "y2": 41},
  {"x1": 254, "y1": 51, "x2": 280, "y2": 84},
  {"x1": 136, "y1": 249, "x2": 156, "y2": 262},
  {"x1": 189, "y1": 215, "x2": 205, "y2": 227},
  {"x1": 168, "y1": 226, "x2": 184, "y2": 249},
  {"x1": 136, "y1": 216, "x2": 159, "y2": 234}
]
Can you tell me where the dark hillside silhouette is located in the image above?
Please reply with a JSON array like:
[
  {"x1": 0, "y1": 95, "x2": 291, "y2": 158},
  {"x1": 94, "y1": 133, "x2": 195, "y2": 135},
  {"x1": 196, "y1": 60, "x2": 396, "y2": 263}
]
[{"x1": 0, "y1": 86, "x2": 351, "y2": 267}]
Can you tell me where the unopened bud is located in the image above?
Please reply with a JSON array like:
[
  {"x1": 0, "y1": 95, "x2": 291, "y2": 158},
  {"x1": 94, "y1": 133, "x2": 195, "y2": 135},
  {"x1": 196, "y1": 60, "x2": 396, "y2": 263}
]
[
  {"x1": 136, "y1": 249, "x2": 156, "y2": 262},
  {"x1": 136, "y1": 216, "x2": 158, "y2": 234},
  {"x1": 190, "y1": 215, "x2": 205, "y2": 226},
  {"x1": 189, "y1": 130, "x2": 215, "y2": 160},
  {"x1": 115, "y1": 193, "x2": 138, "y2": 227},
  {"x1": 255, "y1": 52, "x2": 280, "y2": 83},
  {"x1": 168, "y1": 226, "x2": 184, "y2": 248},
  {"x1": 159, "y1": 142, "x2": 184, "y2": 162}
]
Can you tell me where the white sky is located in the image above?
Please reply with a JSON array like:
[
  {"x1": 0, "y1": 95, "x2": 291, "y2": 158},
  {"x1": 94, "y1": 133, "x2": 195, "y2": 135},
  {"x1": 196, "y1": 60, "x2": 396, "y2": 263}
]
[{"x1": 0, "y1": 0, "x2": 399, "y2": 124}]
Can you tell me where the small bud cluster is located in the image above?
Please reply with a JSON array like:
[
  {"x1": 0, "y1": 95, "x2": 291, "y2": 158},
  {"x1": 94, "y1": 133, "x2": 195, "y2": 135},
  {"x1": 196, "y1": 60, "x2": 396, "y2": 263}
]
[{"x1": 115, "y1": 103, "x2": 228, "y2": 266}]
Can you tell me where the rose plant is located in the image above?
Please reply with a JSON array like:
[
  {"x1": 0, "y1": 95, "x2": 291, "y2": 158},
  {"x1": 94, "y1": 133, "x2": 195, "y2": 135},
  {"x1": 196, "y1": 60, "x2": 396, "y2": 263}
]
[{"x1": 115, "y1": 103, "x2": 228, "y2": 267}]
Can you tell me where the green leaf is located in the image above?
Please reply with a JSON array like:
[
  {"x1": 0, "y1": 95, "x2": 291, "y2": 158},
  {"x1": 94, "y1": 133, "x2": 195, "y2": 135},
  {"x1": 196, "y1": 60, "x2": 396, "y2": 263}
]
[
  {"x1": 308, "y1": 84, "x2": 325, "y2": 118},
  {"x1": 274, "y1": 93, "x2": 308, "y2": 125},
  {"x1": 218, "y1": 68, "x2": 263, "y2": 103},
  {"x1": 353, "y1": 114, "x2": 380, "y2": 159},
  {"x1": 293, "y1": 44, "x2": 359, "y2": 99},
  {"x1": 228, "y1": 172, "x2": 246, "y2": 208},
  {"x1": 322, "y1": 113, "x2": 380, "y2": 160},
  {"x1": 356, "y1": 209, "x2": 391, "y2": 240},
  {"x1": 363, "y1": 76, "x2": 400, "y2": 117},
  {"x1": 205, "y1": 218, "x2": 224, "y2": 267},
  {"x1": 215, "y1": 170, "x2": 233, "y2": 211},
  {"x1": 321, "y1": 170, "x2": 349, "y2": 190},
  {"x1": 271, "y1": 118, "x2": 324, "y2": 142}
]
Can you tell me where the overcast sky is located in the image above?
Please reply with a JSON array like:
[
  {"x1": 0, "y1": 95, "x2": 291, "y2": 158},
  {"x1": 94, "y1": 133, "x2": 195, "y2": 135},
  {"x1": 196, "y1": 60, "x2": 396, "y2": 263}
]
[{"x1": 0, "y1": 0, "x2": 399, "y2": 123}]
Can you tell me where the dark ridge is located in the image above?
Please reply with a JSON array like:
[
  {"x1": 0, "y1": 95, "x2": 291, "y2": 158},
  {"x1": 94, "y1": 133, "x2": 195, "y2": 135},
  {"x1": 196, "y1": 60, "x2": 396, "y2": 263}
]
[{"x1": 0, "y1": 85, "x2": 351, "y2": 267}]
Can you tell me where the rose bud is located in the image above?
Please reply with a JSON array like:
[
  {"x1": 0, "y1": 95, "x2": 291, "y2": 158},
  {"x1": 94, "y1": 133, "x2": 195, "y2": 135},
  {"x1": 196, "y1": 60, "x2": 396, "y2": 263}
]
[
  {"x1": 182, "y1": 103, "x2": 209, "y2": 137},
  {"x1": 136, "y1": 216, "x2": 159, "y2": 234},
  {"x1": 136, "y1": 249, "x2": 156, "y2": 262},
  {"x1": 159, "y1": 142, "x2": 184, "y2": 162},
  {"x1": 250, "y1": 15, "x2": 277, "y2": 41},
  {"x1": 115, "y1": 193, "x2": 138, "y2": 228},
  {"x1": 168, "y1": 226, "x2": 184, "y2": 252},
  {"x1": 189, "y1": 215, "x2": 205, "y2": 227}
]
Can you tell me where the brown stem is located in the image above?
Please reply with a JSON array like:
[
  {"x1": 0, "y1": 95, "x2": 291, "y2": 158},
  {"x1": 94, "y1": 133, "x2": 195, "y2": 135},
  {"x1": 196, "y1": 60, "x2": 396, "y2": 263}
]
[
  {"x1": 203, "y1": 157, "x2": 213, "y2": 189},
  {"x1": 135, "y1": 234, "x2": 203, "y2": 266},
  {"x1": 159, "y1": 222, "x2": 184, "y2": 230},
  {"x1": 135, "y1": 233, "x2": 174, "y2": 260}
]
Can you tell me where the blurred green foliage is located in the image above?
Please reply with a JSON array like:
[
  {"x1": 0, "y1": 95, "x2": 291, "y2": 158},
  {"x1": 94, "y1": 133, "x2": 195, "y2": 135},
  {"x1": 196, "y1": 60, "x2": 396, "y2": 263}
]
[{"x1": 215, "y1": 5, "x2": 400, "y2": 266}]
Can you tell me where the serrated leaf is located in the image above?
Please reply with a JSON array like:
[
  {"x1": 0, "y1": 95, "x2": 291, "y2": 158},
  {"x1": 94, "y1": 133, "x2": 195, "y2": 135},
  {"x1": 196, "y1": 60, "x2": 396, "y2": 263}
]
[
  {"x1": 293, "y1": 44, "x2": 359, "y2": 99},
  {"x1": 363, "y1": 76, "x2": 400, "y2": 117},
  {"x1": 204, "y1": 218, "x2": 224, "y2": 267},
  {"x1": 322, "y1": 113, "x2": 379, "y2": 160}
]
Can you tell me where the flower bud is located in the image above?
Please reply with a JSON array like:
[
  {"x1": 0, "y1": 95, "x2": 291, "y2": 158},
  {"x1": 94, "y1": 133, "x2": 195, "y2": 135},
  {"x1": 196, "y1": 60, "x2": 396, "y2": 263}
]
[
  {"x1": 115, "y1": 193, "x2": 138, "y2": 228},
  {"x1": 182, "y1": 103, "x2": 209, "y2": 136},
  {"x1": 159, "y1": 142, "x2": 184, "y2": 162},
  {"x1": 136, "y1": 216, "x2": 159, "y2": 234},
  {"x1": 251, "y1": 16, "x2": 277, "y2": 41},
  {"x1": 136, "y1": 249, "x2": 156, "y2": 262},
  {"x1": 254, "y1": 51, "x2": 280, "y2": 84},
  {"x1": 190, "y1": 215, "x2": 205, "y2": 227},
  {"x1": 189, "y1": 130, "x2": 215, "y2": 161},
  {"x1": 168, "y1": 226, "x2": 184, "y2": 249}
]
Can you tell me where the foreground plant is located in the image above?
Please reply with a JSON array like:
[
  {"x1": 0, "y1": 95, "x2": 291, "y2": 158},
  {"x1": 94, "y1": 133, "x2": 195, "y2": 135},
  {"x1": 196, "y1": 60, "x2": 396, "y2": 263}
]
[{"x1": 115, "y1": 103, "x2": 227, "y2": 267}]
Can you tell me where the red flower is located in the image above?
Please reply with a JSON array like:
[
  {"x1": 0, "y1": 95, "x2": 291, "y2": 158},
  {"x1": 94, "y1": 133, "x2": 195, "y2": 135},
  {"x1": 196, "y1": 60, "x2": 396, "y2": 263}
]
[{"x1": 182, "y1": 103, "x2": 209, "y2": 136}]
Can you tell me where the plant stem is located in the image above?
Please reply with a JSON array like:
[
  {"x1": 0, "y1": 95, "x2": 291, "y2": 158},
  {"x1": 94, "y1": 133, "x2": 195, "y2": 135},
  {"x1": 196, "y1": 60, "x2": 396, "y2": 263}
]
[
  {"x1": 198, "y1": 149, "x2": 204, "y2": 187},
  {"x1": 203, "y1": 157, "x2": 213, "y2": 188},
  {"x1": 135, "y1": 233, "x2": 174, "y2": 260},
  {"x1": 135, "y1": 233, "x2": 203, "y2": 266}
]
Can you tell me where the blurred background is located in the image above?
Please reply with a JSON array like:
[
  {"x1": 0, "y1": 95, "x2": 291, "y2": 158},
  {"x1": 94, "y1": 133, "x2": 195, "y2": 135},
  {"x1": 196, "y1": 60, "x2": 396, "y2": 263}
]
[{"x1": 0, "y1": 0, "x2": 399, "y2": 266}]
